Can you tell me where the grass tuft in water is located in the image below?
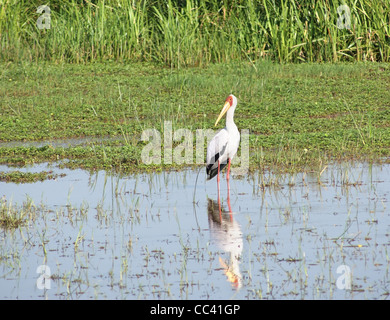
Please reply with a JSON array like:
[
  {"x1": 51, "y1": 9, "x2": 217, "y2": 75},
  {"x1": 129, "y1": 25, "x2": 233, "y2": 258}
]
[{"x1": 0, "y1": 197, "x2": 36, "y2": 229}]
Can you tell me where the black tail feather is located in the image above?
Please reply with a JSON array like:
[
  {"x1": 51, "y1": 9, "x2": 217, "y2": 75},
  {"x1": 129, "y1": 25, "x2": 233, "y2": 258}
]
[{"x1": 206, "y1": 162, "x2": 228, "y2": 180}]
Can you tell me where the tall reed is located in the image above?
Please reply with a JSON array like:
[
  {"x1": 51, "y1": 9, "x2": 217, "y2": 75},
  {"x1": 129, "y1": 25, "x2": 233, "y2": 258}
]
[{"x1": 1, "y1": 0, "x2": 389, "y2": 66}]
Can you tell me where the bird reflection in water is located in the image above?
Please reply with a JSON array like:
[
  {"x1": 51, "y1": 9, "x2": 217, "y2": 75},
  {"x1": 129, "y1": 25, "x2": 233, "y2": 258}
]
[{"x1": 207, "y1": 181, "x2": 243, "y2": 289}]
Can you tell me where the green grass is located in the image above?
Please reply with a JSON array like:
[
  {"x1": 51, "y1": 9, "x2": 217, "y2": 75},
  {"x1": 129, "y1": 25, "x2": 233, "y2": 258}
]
[
  {"x1": 0, "y1": 61, "x2": 389, "y2": 173},
  {"x1": 1, "y1": 0, "x2": 389, "y2": 66}
]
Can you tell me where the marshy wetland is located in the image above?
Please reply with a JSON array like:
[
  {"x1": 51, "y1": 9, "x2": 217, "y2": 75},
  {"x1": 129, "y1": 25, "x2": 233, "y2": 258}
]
[{"x1": 1, "y1": 0, "x2": 390, "y2": 298}]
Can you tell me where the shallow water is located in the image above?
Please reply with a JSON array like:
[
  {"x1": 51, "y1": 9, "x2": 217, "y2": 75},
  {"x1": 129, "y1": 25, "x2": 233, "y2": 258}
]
[{"x1": 0, "y1": 161, "x2": 389, "y2": 299}]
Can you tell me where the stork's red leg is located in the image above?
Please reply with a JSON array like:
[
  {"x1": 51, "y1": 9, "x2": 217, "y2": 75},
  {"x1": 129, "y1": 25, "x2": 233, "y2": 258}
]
[
  {"x1": 217, "y1": 160, "x2": 220, "y2": 183},
  {"x1": 226, "y1": 158, "x2": 231, "y2": 181},
  {"x1": 217, "y1": 177, "x2": 222, "y2": 222},
  {"x1": 227, "y1": 178, "x2": 233, "y2": 222}
]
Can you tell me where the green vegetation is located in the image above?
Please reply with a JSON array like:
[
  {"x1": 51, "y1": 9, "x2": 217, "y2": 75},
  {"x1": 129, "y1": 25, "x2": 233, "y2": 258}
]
[
  {"x1": 0, "y1": 170, "x2": 65, "y2": 183},
  {"x1": 1, "y1": 61, "x2": 389, "y2": 173},
  {"x1": 1, "y1": 0, "x2": 389, "y2": 66}
]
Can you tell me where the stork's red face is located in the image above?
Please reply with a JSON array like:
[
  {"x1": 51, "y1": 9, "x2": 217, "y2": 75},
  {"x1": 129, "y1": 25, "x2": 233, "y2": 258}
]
[
  {"x1": 226, "y1": 95, "x2": 234, "y2": 107},
  {"x1": 215, "y1": 95, "x2": 234, "y2": 126}
]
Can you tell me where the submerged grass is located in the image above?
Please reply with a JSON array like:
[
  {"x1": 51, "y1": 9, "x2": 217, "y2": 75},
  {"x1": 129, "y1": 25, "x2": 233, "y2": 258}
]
[{"x1": 0, "y1": 61, "x2": 389, "y2": 173}]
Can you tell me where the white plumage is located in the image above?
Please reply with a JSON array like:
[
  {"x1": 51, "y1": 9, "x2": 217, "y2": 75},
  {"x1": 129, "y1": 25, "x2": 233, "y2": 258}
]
[{"x1": 206, "y1": 94, "x2": 240, "y2": 181}]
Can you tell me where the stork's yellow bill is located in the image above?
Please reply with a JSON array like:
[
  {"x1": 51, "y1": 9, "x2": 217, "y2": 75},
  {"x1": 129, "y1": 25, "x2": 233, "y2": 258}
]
[{"x1": 215, "y1": 101, "x2": 231, "y2": 126}]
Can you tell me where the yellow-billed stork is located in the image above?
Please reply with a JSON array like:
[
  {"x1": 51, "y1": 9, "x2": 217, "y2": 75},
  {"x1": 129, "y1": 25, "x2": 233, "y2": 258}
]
[{"x1": 206, "y1": 94, "x2": 240, "y2": 183}]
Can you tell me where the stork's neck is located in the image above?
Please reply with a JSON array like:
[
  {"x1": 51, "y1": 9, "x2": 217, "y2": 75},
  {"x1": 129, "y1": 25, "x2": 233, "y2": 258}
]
[{"x1": 226, "y1": 107, "x2": 237, "y2": 131}]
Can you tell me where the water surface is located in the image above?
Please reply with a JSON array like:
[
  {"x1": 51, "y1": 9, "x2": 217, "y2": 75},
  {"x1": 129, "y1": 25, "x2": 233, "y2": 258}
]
[{"x1": 0, "y1": 161, "x2": 389, "y2": 299}]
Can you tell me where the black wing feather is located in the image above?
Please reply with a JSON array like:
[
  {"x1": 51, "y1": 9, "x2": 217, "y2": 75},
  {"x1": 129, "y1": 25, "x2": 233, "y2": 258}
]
[{"x1": 206, "y1": 143, "x2": 229, "y2": 180}]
